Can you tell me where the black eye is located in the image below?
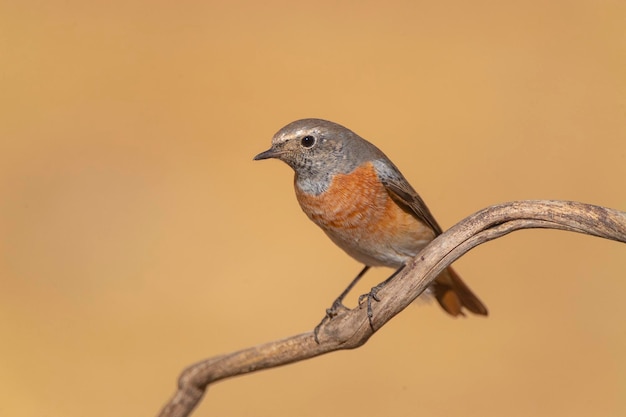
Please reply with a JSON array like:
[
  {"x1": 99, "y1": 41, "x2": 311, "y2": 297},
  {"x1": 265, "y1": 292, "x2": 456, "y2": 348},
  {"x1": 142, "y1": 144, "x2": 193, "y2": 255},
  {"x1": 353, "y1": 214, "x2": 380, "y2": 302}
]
[{"x1": 301, "y1": 135, "x2": 316, "y2": 148}]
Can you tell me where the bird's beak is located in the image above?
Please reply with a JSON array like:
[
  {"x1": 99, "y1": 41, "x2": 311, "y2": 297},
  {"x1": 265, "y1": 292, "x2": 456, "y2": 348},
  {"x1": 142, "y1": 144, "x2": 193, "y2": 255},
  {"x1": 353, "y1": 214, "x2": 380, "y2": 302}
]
[{"x1": 253, "y1": 146, "x2": 282, "y2": 161}]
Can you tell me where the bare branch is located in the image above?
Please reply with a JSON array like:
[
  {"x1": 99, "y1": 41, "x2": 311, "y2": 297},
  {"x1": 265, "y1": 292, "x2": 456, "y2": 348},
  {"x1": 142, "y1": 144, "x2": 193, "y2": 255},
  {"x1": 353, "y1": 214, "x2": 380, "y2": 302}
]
[{"x1": 157, "y1": 200, "x2": 626, "y2": 417}]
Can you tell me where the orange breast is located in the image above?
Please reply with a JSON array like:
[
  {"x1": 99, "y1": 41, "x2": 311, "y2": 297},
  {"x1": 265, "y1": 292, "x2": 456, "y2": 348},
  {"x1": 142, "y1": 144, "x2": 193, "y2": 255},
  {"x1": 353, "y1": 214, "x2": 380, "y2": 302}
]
[{"x1": 294, "y1": 162, "x2": 435, "y2": 267}]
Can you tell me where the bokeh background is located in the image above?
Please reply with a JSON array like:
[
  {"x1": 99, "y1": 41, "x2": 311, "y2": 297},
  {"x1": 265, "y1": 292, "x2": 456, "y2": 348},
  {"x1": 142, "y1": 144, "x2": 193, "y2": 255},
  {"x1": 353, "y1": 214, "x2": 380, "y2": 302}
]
[{"x1": 1, "y1": 1, "x2": 625, "y2": 416}]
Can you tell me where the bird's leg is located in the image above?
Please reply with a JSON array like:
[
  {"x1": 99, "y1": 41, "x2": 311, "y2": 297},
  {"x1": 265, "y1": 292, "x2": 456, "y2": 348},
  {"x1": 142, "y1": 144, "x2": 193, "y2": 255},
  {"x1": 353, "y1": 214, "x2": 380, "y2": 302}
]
[
  {"x1": 314, "y1": 265, "x2": 370, "y2": 343},
  {"x1": 326, "y1": 265, "x2": 371, "y2": 316},
  {"x1": 358, "y1": 265, "x2": 405, "y2": 330}
]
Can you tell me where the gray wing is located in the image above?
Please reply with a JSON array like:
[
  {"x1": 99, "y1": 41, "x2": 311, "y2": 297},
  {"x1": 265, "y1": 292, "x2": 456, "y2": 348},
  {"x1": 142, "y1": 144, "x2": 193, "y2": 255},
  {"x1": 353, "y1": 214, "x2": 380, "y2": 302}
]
[{"x1": 373, "y1": 159, "x2": 444, "y2": 235}]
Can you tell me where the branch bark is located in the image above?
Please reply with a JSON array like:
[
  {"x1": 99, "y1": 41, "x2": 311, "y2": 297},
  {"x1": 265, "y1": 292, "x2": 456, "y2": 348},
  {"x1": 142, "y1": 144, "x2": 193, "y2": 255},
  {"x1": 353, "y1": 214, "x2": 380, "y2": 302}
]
[{"x1": 157, "y1": 200, "x2": 626, "y2": 417}]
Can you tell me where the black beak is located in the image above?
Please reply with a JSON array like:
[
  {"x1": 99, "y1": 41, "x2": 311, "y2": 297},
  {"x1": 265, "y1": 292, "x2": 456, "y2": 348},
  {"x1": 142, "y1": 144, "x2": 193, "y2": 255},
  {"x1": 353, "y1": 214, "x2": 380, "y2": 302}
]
[{"x1": 253, "y1": 147, "x2": 281, "y2": 161}]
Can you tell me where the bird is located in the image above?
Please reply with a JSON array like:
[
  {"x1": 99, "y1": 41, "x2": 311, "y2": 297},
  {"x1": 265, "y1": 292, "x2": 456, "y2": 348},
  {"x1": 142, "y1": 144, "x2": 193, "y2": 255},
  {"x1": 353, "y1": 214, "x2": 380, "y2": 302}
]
[{"x1": 254, "y1": 118, "x2": 487, "y2": 330}]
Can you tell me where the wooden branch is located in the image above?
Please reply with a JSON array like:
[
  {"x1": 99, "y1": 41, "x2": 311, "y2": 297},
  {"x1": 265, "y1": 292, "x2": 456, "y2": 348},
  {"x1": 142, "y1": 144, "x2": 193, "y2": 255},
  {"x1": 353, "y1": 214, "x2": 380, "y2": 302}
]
[{"x1": 157, "y1": 200, "x2": 626, "y2": 417}]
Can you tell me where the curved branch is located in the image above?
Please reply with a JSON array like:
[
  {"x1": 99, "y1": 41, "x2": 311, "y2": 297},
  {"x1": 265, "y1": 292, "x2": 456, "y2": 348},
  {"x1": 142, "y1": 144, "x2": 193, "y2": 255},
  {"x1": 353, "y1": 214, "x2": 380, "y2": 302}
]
[{"x1": 157, "y1": 200, "x2": 626, "y2": 417}]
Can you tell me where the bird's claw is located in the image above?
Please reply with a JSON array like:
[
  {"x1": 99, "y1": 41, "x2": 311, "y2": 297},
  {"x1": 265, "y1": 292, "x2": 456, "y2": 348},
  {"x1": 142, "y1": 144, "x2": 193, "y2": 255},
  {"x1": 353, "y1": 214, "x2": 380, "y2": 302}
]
[
  {"x1": 313, "y1": 300, "x2": 348, "y2": 344},
  {"x1": 358, "y1": 283, "x2": 385, "y2": 331}
]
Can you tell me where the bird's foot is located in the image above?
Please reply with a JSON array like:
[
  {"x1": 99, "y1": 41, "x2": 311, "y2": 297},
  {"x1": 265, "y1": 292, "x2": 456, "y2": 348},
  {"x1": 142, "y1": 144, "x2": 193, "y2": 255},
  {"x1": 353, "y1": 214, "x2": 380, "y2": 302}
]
[
  {"x1": 357, "y1": 281, "x2": 387, "y2": 330},
  {"x1": 356, "y1": 266, "x2": 404, "y2": 331},
  {"x1": 313, "y1": 299, "x2": 348, "y2": 344}
]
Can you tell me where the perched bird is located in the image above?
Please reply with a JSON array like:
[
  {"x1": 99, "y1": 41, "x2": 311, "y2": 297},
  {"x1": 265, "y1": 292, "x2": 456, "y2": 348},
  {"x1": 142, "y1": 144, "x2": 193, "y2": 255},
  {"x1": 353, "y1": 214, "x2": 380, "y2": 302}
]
[{"x1": 254, "y1": 118, "x2": 487, "y2": 324}]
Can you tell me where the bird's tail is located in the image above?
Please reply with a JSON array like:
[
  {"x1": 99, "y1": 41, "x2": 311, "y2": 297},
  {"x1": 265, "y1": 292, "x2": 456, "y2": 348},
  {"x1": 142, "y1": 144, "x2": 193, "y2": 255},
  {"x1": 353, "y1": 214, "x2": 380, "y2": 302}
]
[{"x1": 432, "y1": 267, "x2": 488, "y2": 316}]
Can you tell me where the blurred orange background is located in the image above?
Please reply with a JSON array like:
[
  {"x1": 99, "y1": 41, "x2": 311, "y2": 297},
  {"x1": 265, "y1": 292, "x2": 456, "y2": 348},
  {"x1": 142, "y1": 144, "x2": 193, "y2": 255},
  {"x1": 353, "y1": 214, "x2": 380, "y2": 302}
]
[{"x1": 1, "y1": 1, "x2": 625, "y2": 416}]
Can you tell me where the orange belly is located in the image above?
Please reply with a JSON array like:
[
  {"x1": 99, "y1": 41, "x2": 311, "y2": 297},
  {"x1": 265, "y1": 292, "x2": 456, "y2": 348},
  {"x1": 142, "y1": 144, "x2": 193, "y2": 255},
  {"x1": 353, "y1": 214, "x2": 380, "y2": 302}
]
[{"x1": 294, "y1": 162, "x2": 435, "y2": 267}]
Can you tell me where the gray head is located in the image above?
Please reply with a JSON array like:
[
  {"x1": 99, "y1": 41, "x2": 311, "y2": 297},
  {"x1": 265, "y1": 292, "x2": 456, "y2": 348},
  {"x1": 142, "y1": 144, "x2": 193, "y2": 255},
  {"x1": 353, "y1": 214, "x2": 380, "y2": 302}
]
[{"x1": 254, "y1": 119, "x2": 384, "y2": 187}]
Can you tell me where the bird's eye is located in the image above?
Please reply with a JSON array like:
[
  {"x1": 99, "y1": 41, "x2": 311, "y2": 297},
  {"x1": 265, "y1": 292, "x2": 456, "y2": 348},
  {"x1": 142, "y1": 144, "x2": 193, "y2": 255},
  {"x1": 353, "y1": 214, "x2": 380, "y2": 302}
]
[{"x1": 301, "y1": 135, "x2": 316, "y2": 148}]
